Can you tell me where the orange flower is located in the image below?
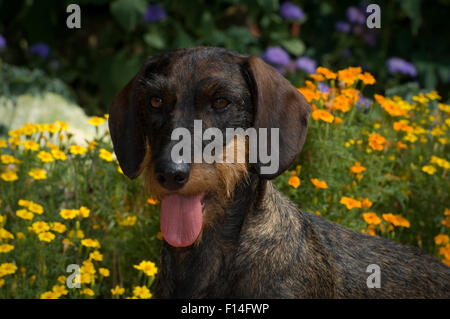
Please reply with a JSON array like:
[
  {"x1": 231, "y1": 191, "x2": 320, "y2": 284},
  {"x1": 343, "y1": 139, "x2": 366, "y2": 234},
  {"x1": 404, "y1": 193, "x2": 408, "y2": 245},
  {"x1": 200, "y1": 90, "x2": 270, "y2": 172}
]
[
  {"x1": 382, "y1": 213, "x2": 410, "y2": 228},
  {"x1": 362, "y1": 198, "x2": 373, "y2": 208},
  {"x1": 332, "y1": 95, "x2": 351, "y2": 113},
  {"x1": 340, "y1": 196, "x2": 362, "y2": 210},
  {"x1": 312, "y1": 109, "x2": 334, "y2": 123},
  {"x1": 316, "y1": 67, "x2": 337, "y2": 80},
  {"x1": 338, "y1": 66, "x2": 362, "y2": 86},
  {"x1": 434, "y1": 234, "x2": 450, "y2": 245},
  {"x1": 309, "y1": 74, "x2": 325, "y2": 82},
  {"x1": 396, "y1": 141, "x2": 407, "y2": 149},
  {"x1": 358, "y1": 72, "x2": 375, "y2": 85},
  {"x1": 368, "y1": 133, "x2": 388, "y2": 151},
  {"x1": 363, "y1": 212, "x2": 381, "y2": 225},
  {"x1": 298, "y1": 88, "x2": 319, "y2": 103},
  {"x1": 288, "y1": 176, "x2": 301, "y2": 189},
  {"x1": 380, "y1": 100, "x2": 408, "y2": 117},
  {"x1": 442, "y1": 218, "x2": 450, "y2": 228},
  {"x1": 393, "y1": 121, "x2": 413, "y2": 132},
  {"x1": 350, "y1": 162, "x2": 366, "y2": 174},
  {"x1": 334, "y1": 116, "x2": 342, "y2": 124},
  {"x1": 310, "y1": 178, "x2": 328, "y2": 189}
]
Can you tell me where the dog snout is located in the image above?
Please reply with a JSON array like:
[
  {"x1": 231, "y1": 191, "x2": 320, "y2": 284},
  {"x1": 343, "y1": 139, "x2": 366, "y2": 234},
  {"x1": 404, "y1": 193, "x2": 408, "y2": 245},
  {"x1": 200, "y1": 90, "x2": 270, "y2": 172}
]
[{"x1": 155, "y1": 161, "x2": 190, "y2": 190}]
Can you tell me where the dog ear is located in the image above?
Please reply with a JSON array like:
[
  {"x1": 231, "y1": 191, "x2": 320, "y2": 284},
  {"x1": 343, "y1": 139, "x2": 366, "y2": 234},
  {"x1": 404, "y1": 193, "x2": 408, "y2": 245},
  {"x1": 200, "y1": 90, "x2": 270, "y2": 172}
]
[
  {"x1": 245, "y1": 56, "x2": 312, "y2": 179},
  {"x1": 108, "y1": 76, "x2": 147, "y2": 179}
]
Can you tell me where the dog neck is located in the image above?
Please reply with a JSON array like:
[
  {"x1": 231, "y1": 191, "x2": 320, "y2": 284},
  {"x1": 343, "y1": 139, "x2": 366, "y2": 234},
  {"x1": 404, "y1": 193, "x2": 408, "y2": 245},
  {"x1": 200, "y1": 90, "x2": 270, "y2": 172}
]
[{"x1": 155, "y1": 173, "x2": 269, "y2": 297}]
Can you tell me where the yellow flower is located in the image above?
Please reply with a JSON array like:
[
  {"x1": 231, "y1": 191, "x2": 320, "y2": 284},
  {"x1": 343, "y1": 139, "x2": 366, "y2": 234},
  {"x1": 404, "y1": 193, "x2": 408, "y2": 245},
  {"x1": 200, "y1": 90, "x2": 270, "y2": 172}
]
[
  {"x1": 38, "y1": 231, "x2": 55, "y2": 242},
  {"x1": 89, "y1": 250, "x2": 103, "y2": 261},
  {"x1": 438, "y1": 103, "x2": 450, "y2": 114},
  {"x1": 28, "y1": 202, "x2": 44, "y2": 214},
  {"x1": 0, "y1": 244, "x2": 14, "y2": 253},
  {"x1": 51, "y1": 149, "x2": 67, "y2": 161},
  {"x1": 430, "y1": 156, "x2": 450, "y2": 169},
  {"x1": 118, "y1": 216, "x2": 137, "y2": 227},
  {"x1": 60, "y1": 209, "x2": 79, "y2": 219},
  {"x1": 52, "y1": 284, "x2": 68, "y2": 297},
  {"x1": 0, "y1": 279, "x2": 4, "y2": 287},
  {"x1": 426, "y1": 90, "x2": 440, "y2": 100},
  {"x1": 421, "y1": 165, "x2": 436, "y2": 175},
  {"x1": 16, "y1": 209, "x2": 34, "y2": 220},
  {"x1": 0, "y1": 228, "x2": 14, "y2": 240},
  {"x1": 0, "y1": 139, "x2": 7, "y2": 148},
  {"x1": 40, "y1": 291, "x2": 59, "y2": 299},
  {"x1": 88, "y1": 140, "x2": 98, "y2": 150},
  {"x1": 81, "y1": 288, "x2": 95, "y2": 296},
  {"x1": 362, "y1": 212, "x2": 381, "y2": 225},
  {"x1": 434, "y1": 234, "x2": 449, "y2": 245},
  {"x1": 28, "y1": 168, "x2": 47, "y2": 180},
  {"x1": 23, "y1": 140, "x2": 39, "y2": 151},
  {"x1": 412, "y1": 93, "x2": 428, "y2": 104},
  {"x1": 99, "y1": 268, "x2": 110, "y2": 277},
  {"x1": 81, "y1": 238, "x2": 101, "y2": 248},
  {"x1": 111, "y1": 285, "x2": 125, "y2": 296},
  {"x1": 132, "y1": 286, "x2": 152, "y2": 299},
  {"x1": 51, "y1": 222, "x2": 67, "y2": 233},
  {"x1": 31, "y1": 221, "x2": 50, "y2": 234},
  {"x1": 310, "y1": 178, "x2": 328, "y2": 189},
  {"x1": 57, "y1": 275, "x2": 66, "y2": 284},
  {"x1": 37, "y1": 151, "x2": 54, "y2": 163},
  {"x1": 88, "y1": 116, "x2": 106, "y2": 126},
  {"x1": 312, "y1": 109, "x2": 334, "y2": 123},
  {"x1": 99, "y1": 148, "x2": 114, "y2": 162},
  {"x1": 288, "y1": 176, "x2": 301, "y2": 189},
  {"x1": 133, "y1": 260, "x2": 158, "y2": 277},
  {"x1": 69, "y1": 145, "x2": 88, "y2": 155},
  {"x1": 0, "y1": 262, "x2": 18, "y2": 276},
  {"x1": 55, "y1": 121, "x2": 69, "y2": 130},
  {"x1": 1, "y1": 170, "x2": 18, "y2": 182},
  {"x1": 78, "y1": 206, "x2": 90, "y2": 218},
  {"x1": 340, "y1": 196, "x2": 362, "y2": 210}
]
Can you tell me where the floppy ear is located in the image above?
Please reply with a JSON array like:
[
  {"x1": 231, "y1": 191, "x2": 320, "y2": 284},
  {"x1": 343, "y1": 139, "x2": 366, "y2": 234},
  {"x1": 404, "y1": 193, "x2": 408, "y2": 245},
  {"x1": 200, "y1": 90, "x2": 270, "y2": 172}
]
[
  {"x1": 245, "y1": 56, "x2": 312, "y2": 179},
  {"x1": 108, "y1": 76, "x2": 147, "y2": 179}
]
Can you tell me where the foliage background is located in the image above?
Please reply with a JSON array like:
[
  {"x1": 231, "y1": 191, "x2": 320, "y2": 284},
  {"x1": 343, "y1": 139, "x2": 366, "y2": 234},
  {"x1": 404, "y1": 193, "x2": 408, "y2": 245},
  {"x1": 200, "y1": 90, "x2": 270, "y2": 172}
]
[{"x1": 0, "y1": 0, "x2": 449, "y2": 298}]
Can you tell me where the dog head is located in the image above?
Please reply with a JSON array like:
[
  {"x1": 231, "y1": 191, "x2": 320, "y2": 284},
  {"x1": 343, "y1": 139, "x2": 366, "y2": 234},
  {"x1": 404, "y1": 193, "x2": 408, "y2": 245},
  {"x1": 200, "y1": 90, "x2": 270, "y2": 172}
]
[{"x1": 109, "y1": 47, "x2": 311, "y2": 247}]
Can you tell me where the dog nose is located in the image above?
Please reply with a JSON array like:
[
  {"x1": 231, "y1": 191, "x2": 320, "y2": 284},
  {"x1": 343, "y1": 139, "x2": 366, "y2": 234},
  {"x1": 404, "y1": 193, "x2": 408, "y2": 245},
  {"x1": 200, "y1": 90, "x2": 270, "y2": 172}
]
[{"x1": 155, "y1": 161, "x2": 190, "y2": 190}]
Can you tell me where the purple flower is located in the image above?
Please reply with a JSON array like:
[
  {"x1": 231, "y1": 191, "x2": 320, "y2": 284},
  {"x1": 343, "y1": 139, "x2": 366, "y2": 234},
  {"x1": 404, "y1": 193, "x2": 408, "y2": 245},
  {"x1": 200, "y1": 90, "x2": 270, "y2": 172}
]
[
  {"x1": 262, "y1": 46, "x2": 291, "y2": 67},
  {"x1": 280, "y1": 2, "x2": 305, "y2": 20},
  {"x1": 0, "y1": 34, "x2": 6, "y2": 50},
  {"x1": 143, "y1": 4, "x2": 166, "y2": 23},
  {"x1": 294, "y1": 56, "x2": 317, "y2": 74},
  {"x1": 335, "y1": 21, "x2": 351, "y2": 33},
  {"x1": 346, "y1": 6, "x2": 365, "y2": 24},
  {"x1": 356, "y1": 95, "x2": 372, "y2": 108},
  {"x1": 387, "y1": 57, "x2": 417, "y2": 77},
  {"x1": 29, "y1": 42, "x2": 50, "y2": 58},
  {"x1": 318, "y1": 82, "x2": 330, "y2": 93}
]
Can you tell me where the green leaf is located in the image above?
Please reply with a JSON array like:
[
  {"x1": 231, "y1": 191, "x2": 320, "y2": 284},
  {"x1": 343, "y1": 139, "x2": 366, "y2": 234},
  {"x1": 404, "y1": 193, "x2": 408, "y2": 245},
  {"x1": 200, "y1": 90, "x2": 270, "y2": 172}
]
[
  {"x1": 280, "y1": 38, "x2": 305, "y2": 56},
  {"x1": 144, "y1": 32, "x2": 165, "y2": 49},
  {"x1": 110, "y1": 0, "x2": 147, "y2": 32},
  {"x1": 398, "y1": 0, "x2": 422, "y2": 35}
]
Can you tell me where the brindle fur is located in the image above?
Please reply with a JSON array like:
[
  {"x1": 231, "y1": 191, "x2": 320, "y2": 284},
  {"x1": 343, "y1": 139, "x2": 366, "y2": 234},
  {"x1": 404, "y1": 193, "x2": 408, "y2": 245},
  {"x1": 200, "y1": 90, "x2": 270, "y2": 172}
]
[{"x1": 109, "y1": 47, "x2": 450, "y2": 299}]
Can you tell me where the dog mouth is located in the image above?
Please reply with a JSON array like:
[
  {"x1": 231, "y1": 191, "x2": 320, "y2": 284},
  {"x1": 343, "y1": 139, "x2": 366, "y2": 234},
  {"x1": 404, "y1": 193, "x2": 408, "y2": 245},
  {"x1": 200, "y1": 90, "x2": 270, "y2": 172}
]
[{"x1": 160, "y1": 192, "x2": 207, "y2": 247}]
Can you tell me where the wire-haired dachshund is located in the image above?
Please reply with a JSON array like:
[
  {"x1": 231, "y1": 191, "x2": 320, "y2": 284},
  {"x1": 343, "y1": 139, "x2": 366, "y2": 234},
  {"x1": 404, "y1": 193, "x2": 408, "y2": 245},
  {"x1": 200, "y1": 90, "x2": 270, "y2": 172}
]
[{"x1": 108, "y1": 47, "x2": 450, "y2": 298}]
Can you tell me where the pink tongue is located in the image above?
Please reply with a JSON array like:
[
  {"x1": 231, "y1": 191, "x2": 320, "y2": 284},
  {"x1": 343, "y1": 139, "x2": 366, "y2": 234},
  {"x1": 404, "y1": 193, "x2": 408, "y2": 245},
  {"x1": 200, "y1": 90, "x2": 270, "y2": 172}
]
[{"x1": 160, "y1": 193, "x2": 203, "y2": 247}]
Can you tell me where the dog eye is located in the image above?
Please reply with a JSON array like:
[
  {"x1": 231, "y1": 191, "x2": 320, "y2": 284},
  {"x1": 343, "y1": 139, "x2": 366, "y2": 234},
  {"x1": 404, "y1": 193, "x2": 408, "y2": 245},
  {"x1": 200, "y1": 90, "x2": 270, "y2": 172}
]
[
  {"x1": 212, "y1": 98, "x2": 230, "y2": 110},
  {"x1": 150, "y1": 96, "x2": 163, "y2": 109}
]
